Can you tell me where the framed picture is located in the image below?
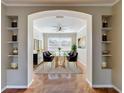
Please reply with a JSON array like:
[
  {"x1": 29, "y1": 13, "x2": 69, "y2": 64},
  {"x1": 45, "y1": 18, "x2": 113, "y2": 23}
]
[
  {"x1": 34, "y1": 39, "x2": 39, "y2": 50},
  {"x1": 78, "y1": 36, "x2": 86, "y2": 49}
]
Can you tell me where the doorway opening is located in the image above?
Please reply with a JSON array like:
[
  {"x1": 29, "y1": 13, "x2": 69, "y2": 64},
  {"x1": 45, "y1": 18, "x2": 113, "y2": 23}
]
[{"x1": 28, "y1": 10, "x2": 92, "y2": 86}]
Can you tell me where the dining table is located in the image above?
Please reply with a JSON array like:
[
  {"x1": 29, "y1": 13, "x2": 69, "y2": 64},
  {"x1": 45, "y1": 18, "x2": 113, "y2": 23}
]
[{"x1": 52, "y1": 51, "x2": 69, "y2": 68}]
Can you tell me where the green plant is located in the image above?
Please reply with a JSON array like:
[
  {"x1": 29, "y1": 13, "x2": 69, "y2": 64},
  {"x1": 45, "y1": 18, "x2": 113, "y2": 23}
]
[
  {"x1": 71, "y1": 44, "x2": 77, "y2": 52},
  {"x1": 58, "y1": 47, "x2": 61, "y2": 51}
]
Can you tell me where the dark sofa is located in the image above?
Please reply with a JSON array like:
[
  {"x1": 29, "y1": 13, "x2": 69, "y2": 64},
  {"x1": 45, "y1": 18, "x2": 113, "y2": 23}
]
[
  {"x1": 67, "y1": 51, "x2": 78, "y2": 61},
  {"x1": 43, "y1": 51, "x2": 54, "y2": 62}
]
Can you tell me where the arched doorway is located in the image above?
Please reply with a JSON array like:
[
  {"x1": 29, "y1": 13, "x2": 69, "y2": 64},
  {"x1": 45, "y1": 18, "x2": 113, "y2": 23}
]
[{"x1": 28, "y1": 10, "x2": 92, "y2": 86}]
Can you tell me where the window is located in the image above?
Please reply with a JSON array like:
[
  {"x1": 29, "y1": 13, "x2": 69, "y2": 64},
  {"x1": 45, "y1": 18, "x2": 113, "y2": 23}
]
[{"x1": 48, "y1": 37, "x2": 72, "y2": 51}]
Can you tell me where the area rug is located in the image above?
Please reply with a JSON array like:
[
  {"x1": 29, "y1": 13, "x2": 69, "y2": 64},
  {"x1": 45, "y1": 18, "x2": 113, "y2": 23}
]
[{"x1": 34, "y1": 62, "x2": 82, "y2": 74}]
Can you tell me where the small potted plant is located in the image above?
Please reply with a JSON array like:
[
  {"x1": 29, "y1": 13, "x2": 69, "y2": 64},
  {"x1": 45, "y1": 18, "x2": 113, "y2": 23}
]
[
  {"x1": 71, "y1": 44, "x2": 77, "y2": 52},
  {"x1": 58, "y1": 47, "x2": 61, "y2": 55}
]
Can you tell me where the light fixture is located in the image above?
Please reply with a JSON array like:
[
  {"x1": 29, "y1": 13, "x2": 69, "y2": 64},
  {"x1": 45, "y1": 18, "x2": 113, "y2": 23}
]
[{"x1": 56, "y1": 16, "x2": 64, "y2": 18}]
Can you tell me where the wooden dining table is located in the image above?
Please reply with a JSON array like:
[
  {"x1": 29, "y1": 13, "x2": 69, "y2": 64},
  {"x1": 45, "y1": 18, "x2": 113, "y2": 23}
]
[{"x1": 53, "y1": 55, "x2": 68, "y2": 68}]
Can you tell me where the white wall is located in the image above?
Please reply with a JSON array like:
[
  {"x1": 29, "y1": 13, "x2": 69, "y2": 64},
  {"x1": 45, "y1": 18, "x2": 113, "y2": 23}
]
[
  {"x1": 33, "y1": 29, "x2": 43, "y2": 40},
  {"x1": 33, "y1": 29, "x2": 44, "y2": 49},
  {"x1": 77, "y1": 26, "x2": 87, "y2": 65},
  {"x1": 3, "y1": 5, "x2": 112, "y2": 86}
]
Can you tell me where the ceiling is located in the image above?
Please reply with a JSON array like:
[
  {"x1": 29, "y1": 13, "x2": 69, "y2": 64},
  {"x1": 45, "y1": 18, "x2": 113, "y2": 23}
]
[
  {"x1": 2, "y1": 0, "x2": 119, "y2": 6},
  {"x1": 33, "y1": 16, "x2": 86, "y2": 33}
]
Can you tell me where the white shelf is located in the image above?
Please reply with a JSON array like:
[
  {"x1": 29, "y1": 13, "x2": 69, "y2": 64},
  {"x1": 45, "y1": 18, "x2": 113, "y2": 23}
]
[
  {"x1": 8, "y1": 55, "x2": 18, "y2": 57},
  {"x1": 7, "y1": 67, "x2": 18, "y2": 70},
  {"x1": 101, "y1": 15, "x2": 112, "y2": 72},
  {"x1": 8, "y1": 41, "x2": 18, "y2": 44},
  {"x1": 7, "y1": 27, "x2": 18, "y2": 31},
  {"x1": 102, "y1": 54, "x2": 112, "y2": 57},
  {"x1": 102, "y1": 67, "x2": 112, "y2": 69},
  {"x1": 102, "y1": 27, "x2": 112, "y2": 31},
  {"x1": 102, "y1": 41, "x2": 112, "y2": 43},
  {"x1": 7, "y1": 15, "x2": 19, "y2": 74}
]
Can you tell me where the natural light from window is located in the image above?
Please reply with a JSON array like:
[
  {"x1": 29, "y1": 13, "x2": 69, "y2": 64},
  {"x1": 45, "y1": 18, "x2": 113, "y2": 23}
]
[{"x1": 48, "y1": 37, "x2": 72, "y2": 51}]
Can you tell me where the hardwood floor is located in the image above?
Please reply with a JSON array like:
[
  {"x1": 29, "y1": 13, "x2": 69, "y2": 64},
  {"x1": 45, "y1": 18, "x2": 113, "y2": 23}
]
[
  {"x1": 2, "y1": 63, "x2": 118, "y2": 93},
  {"x1": 34, "y1": 62, "x2": 82, "y2": 74}
]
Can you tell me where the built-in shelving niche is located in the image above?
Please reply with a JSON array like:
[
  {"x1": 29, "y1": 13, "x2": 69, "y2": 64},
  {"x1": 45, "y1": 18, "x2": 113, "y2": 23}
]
[
  {"x1": 101, "y1": 15, "x2": 112, "y2": 69},
  {"x1": 7, "y1": 16, "x2": 19, "y2": 70}
]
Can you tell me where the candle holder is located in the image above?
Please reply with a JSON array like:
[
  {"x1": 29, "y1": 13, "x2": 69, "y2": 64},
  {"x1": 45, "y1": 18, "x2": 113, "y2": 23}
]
[
  {"x1": 102, "y1": 19, "x2": 108, "y2": 27},
  {"x1": 102, "y1": 34, "x2": 107, "y2": 41},
  {"x1": 12, "y1": 34, "x2": 17, "y2": 41},
  {"x1": 11, "y1": 19, "x2": 18, "y2": 27}
]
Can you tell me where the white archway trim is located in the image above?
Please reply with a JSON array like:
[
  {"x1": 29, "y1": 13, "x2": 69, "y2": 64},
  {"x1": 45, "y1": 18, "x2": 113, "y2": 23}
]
[
  {"x1": 29, "y1": 10, "x2": 91, "y2": 21},
  {"x1": 28, "y1": 10, "x2": 92, "y2": 85}
]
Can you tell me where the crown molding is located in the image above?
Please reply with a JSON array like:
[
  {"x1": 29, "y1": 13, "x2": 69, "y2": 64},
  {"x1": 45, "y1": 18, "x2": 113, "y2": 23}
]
[
  {"x1": 111, "y1": 0, "x2": 120, "y2": 5},
  {"x1": 1, "y1": 0, "x2": 7, "y2": 5},
  {"x1": 1, "y1": 0, "x2": 120, "y2": 7}
]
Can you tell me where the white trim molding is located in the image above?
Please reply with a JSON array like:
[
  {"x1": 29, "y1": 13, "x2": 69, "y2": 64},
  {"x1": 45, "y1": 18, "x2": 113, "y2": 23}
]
[
  {"x1": 7, "y1": 79, "x2": 34, "y2": 88},
  {"x1": 28, "y1": 79, "x2": 33, "y2": 87},
  {"x1": 112, "y1": 0, "x2": 120, "y2": 5},
  {"x1": 113, "y1": 85, "x2": 122, "y2": 93},
  {"x1": 86, "y1": 79, "x2": 92, "y2": 87},
  {"x1": 1, "y1": 79, "x2": 33, "y2": 92},
  {"x1": 93, "y1": 84, "x2": 113, "y2": 88},
  {"x1": 1, "y1": 85, "x2": 27, "y2": 92},
  {"x1": 1, "y1": 86, "x2": 7, "y2": 92},
  {"x1": 6, "y1": 85, "x2": 27, "y2": 88},
  {"x1": 93, "y1": 84, "x2": 122, "y2": 93},
  {"x1": 1, "y1": 0, "x2": 120, "y2": 7}
]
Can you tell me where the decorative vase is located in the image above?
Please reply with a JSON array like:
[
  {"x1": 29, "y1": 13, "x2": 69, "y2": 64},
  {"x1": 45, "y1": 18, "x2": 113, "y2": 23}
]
[
  {"x1": 13, "y1": 48, "x2": 18, "y2": 55},
  {"x1": 102, "y1": 34, "x2": 107, "y2": 41},
  {"x1": 10, "y1": 62, "x2": 18, "y2": 69},
  {"x1": 11, "y1": 20, "x2": 17, "y2": 27},
  {"x1": 102, "y1": 62, "x2": 107, "y2": 68},
  {"x1": 102, "y1": 19, "x2": 108, "y2": 27},
  {"x1": 12, "y1": 34, "x2": 17, "y2": 41}
]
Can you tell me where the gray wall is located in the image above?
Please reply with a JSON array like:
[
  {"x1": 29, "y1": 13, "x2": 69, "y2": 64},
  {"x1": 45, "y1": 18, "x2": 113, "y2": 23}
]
[
  {"x1": 3, "y1": 5, "x2": 113, "y2": 86},
  {"x1": 112, "y1": 0, "x2": 122, "y2": 91},
  {"x1": 6, "y1": 7, "x2": 28, "y2": 86},
  {"x1": 1, "y1": 4, "x2": 8, "y2": 90}
]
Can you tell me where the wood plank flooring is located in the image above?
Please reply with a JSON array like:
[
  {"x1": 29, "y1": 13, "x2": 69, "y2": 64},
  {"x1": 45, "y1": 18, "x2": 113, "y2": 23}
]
[{"x1": 2, "y1": 63, "x2": 118, "y2": 93}]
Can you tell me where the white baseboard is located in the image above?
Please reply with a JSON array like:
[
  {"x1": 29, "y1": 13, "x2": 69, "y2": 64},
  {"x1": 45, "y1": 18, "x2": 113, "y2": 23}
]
[
  {"x1": 1, "y1": 79, "x2": 33, "y2": 92},
  {"x1": 93, "y1": 84, "x2": 122, "y2": 93},
  {"x1": 1, "y1": 86, "x2": 7, "y2": 92},
  {"x1": 1, "y1": 85, "x2": 27, "y2": 92},
  {"x1": 86, "y1": 79, "x2": 92, "y2": 86},
  {"x1": 27, "y1": 79, "x2": 33, "y2": 87},
  {"x1": 6, "y1": 85, "x2": 27, "y2": 88},
  {"x1": 112, "y1": 85, "x2": 122, "y2": 93},
  {"x1": 93, "y1": 84, "x2": 113, "y2": 88}
]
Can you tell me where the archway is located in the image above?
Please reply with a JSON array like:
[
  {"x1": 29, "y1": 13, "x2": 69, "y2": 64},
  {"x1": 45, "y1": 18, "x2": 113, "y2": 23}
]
[{"x1": 28, "y1": 10, "x2": 92, "y2": 86}]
